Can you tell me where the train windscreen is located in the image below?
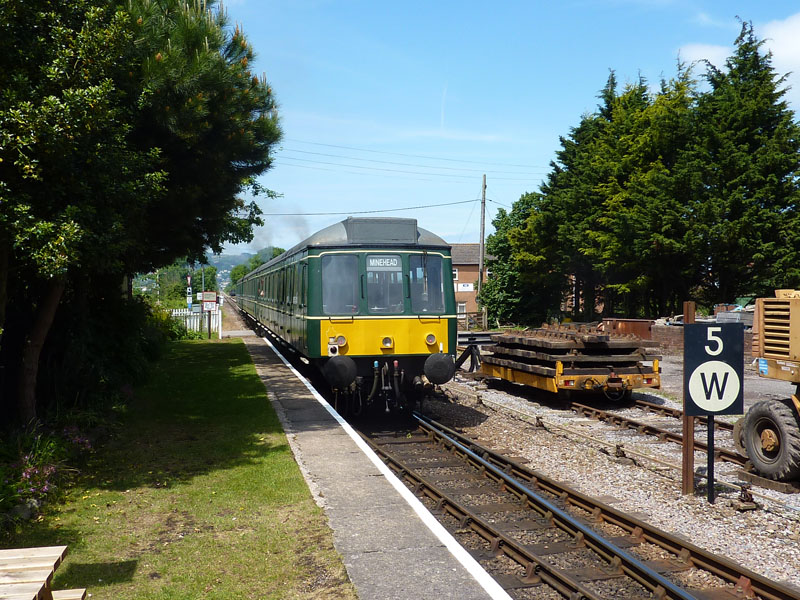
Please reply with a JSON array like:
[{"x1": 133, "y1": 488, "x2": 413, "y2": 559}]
[
  {"x1": 409, "y1": 254, "x2": 445, "y2": 314},
  {"x1": 366, "y1": 254, "x2": 404, "y2": 314},
  {"x1": 321, "y1": 254, "x2": 358, "y2": 314}
]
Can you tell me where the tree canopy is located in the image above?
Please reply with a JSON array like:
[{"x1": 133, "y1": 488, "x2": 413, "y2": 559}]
[
  {"x1": 0, "y1": 0, "x2": 281, "y2": 422},
  {"x1": 480, "y1": 22, "x2": 800, "y2": 324}
]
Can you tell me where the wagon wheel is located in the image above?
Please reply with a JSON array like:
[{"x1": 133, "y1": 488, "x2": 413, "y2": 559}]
[{"x1": 742, "y1": 400, "x2": 800, "y2": 481}]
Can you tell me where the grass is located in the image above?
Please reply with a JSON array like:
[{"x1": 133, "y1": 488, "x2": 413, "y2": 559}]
[{"x1": 3, "y1": 339, "x2": 357, "y2": 599}]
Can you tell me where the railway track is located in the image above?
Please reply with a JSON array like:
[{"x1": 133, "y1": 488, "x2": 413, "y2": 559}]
[
  {"x1": 462, "y1": 375, "x2": 751, "y2": 469},
  {"x1": 360, "y1": 414, "x2": 800, "y2": 600},
  {"x1": 568, "y1": 398, "x2": 748, "y2": 468}
]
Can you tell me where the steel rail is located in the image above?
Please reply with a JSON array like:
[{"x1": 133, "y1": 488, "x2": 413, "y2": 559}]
[
  {"x1": 416, "y1": 413, "x2": 800, "y2": 600},
  {"x1": 569, "y1": 401, "x2": 748, "y2": 467},
  {"x1": 408, "y1": 413, "x2": 700, "y2": 600},
  {"x1": 364, "y1": 433, "x2": 606, "y2": 599},
  {"x1": 633, "y1": 399, "x2": 735, "y2": 432}
]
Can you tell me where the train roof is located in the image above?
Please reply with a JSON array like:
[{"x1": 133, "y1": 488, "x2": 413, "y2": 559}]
[{"x1": 249, "y1": 217, "x2": 449, "y2": 277}]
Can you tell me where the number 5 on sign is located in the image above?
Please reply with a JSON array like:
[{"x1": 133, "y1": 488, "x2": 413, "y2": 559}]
[
  {"x1": 683, "y1": 324, "x2": 744, "y2": 417},
  {"x1": 705, "y1": 327, "x2": 723, "y2": 356}
]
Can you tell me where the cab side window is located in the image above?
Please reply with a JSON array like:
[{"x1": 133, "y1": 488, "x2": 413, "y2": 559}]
[{"x1": 321, "y1": 255, "x2": 358, "y2": 314}]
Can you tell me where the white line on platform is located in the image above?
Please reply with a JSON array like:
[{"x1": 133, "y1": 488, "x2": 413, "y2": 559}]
[{"x1": 260, "y1": 336, "x2": 513, "y2": 600}]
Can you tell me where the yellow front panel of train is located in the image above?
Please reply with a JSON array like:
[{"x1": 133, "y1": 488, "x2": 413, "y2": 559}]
[{"x1": 320, "y1": 317, "x2": 451, "y2": 356}]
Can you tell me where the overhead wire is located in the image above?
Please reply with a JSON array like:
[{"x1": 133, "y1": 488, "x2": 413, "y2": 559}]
[
  {"x1": 285, "y1": 137, "x2": 550, "y2": 170},
  {"x1": 276, "y1": 156, "x2": 539, "y2": 181},
  {"x1": 260, "y1": 198, "x2": 479, "y2": 216},
  {"x1": 455, "y1": 180, "x2": 483, "y2": 243},
  {"x1": 280, "y1": 147, "x2": 549, "y2": 176},
  {"x1": 275, "y1": 160, "x2": 456, "y2": 183},
  {"x1": 488, "y1": 198, "x2": 513, "y2": 209}
]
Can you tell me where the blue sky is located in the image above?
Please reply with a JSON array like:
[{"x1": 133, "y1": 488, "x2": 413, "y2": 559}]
[{"x1": 220, "y1": 1, "x2": 800, "y2": 255}]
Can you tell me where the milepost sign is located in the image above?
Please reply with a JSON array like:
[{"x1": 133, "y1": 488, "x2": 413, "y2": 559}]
[
  {"x1": 683, "y1": 323, "x2": 744, "y2": 503},
  {"x1": 683, "y1": 324, "x2": 744, "y2": 417}
]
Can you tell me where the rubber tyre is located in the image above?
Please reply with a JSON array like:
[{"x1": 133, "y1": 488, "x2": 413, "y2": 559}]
[{"x1": 742, "y1": 400, "x2": 800, "y2": 481}]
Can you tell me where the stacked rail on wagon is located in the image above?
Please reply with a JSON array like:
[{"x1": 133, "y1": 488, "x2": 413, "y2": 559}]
[{"x1": 480, "y1": 325, "x2": 661, "y2": 400}]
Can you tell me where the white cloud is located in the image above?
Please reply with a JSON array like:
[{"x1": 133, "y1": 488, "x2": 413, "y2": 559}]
[
  {"x1": 761, "y1": 13, "x2": 800, "y2": 106},
  {"x1": 679, "y1": 13, "x2": 800, "y2": 109},
  {"x1": 678, "y1": 43, "x2": 730, "y2": 70},
  {"x1": 691, "y1": 12, "x2": 737, "y2": 30}
]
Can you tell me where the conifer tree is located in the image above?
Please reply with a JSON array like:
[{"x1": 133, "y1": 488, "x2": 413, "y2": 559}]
[
  {"x1": 688, "y1": 21, "x2": 800, "y2": 305},
  {"x1": 590, "y1": 69, "x2": 698, "y2": 316}
]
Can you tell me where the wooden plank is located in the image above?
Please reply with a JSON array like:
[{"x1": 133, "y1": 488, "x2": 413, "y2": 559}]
[
  {"x1": 490, "y1": 333, "x2": 657, "y2": 351},
  {"x1": 0, "y1": 558, "x2": 63, "y2": 572},
  {"x1": 0, "y1": 581, "x2": 44, "y2": 599},
  {"x1": 0, "y1": 569, "x2": 53, "y2": 585},
  {"x1": 486, "y1": 345, "x2": 658, "y2": 364},
  {"x1": 481, "y1": 355, "x2": 556, "y2": 377},
  {"x1": 0, "y1": 547, "x2": 66, "y2": 562},
  {"x1": 52, "y1": 590, "x2": 87, "y2": 600}
]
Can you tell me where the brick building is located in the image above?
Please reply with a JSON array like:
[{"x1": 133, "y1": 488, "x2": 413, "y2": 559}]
[{"x1": 450, "y1": 243, "x2": 492, "y2": 316}]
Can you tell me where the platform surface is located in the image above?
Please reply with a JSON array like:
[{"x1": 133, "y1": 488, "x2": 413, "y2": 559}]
[{"x1": 242, "y1": 336, "x2": 507, "y2": 600}]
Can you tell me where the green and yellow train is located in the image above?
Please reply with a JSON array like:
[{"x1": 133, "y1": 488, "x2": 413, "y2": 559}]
[{"x1": 232, "y1": 217, "x2": 458, "y2": 415}]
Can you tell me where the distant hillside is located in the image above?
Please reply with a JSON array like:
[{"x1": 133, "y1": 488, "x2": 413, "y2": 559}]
[
  {"x1": 207, "y1": 252, "x2": 255, "y2": 273},
  {"x1": 209, "y1": 248, "x2": 284, "y2": 290}
]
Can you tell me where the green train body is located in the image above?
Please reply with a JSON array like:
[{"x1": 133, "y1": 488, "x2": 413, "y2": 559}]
[{"x1": 233, "y1": 217, "x2": 458, "y2": 414}]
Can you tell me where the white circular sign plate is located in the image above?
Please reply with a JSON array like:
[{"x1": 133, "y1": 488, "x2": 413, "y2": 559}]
[{"x1": 688, "y1": 360, "x2": 740, "y2": 412}]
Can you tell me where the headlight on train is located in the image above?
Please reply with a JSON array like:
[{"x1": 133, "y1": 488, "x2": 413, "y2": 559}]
[
  {"x1": 381, "y1": 336, "x2": 394, "y2": 348},
  {"x1": 425, "y1": 333, "x2": 436, "y2": 345},
  {"x1": 328, "y1": 335, "x2": 347, "y2": 347}
]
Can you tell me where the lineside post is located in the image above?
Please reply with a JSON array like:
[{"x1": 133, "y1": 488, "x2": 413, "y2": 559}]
[{"x1": 681, "y1": 301, "x2": 696, "y2": 495}]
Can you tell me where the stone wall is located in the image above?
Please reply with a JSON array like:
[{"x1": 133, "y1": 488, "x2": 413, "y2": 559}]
[{"x1": 651, "y1": 324, "x2": 753, "y2": 356}]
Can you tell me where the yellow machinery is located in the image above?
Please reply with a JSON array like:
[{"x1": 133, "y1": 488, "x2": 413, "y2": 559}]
[{"x1": 735, "y1": 290, "x2": 800, "y2": 481}]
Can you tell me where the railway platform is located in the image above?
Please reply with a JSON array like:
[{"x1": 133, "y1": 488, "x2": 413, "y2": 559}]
[{"x1": 240, "y1": 335, "x2": 510, "y2": 600}]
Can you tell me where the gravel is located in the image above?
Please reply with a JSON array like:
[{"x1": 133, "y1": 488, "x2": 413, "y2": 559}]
[{"x1": 427, "y1": 374, "x2": 800, "y2": 591}]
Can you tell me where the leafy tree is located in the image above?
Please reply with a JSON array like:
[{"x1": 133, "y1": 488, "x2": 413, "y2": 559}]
[
  {"x1": 1, "y1": 1, "x2": 166, "y2": 422},
  {"x1": 228, "y1": 264, "x2": 250, "y2": 290},
  {"x1": 492, "y1": 23, "x2": 800, "y2": 323},
  {"x1": 128, "y1": 1, "x2": 280, "y2": 267},
  {"x1": 0, "y1": 0, "x2": 281, "y2": 423},
  {"x1": 478, "y1": 194, "x2": 544, "y2": 324}
]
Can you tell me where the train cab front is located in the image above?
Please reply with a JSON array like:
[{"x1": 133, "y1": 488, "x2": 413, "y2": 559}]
[
  {"x1": 320, "y1": 323, "x2": 455, "y2": 417},
  {"x1": 314, "y1": 245, "x2": 457, "y2": 416}
]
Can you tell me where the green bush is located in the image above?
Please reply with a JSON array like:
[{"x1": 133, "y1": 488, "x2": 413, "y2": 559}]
[{"x1": 37, "y1": 294, "x2": 172, "y2": 418}]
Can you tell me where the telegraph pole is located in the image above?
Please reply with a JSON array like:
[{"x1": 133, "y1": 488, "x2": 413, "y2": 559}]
[{"x1": 478, "y1": 174, "x2": 486, "y2": 297}]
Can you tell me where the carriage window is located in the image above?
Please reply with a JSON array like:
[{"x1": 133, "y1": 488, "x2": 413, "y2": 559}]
[
  {"x1": 322, "y1": 254, "x2": 358, "y2": 315},
  {"x1": 366, "y1": 254, "x2": 404, "y2": 314},
  {"x1": 409, "y1": 254, "x2": 445, "y2": 314}
]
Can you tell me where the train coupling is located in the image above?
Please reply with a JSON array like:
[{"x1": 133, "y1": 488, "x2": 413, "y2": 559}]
[{"x1": 413, "y1": 375, "x2": 433, "y2": 392}]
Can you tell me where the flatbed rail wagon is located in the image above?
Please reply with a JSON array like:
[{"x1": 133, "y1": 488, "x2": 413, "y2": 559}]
[{"x1": 480, "y1": 325, "x2": 661, "y2": 401}]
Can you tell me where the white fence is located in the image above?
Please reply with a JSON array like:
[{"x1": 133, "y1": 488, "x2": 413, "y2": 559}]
[{"x1": 170, "y1": 308, "x2": 222, "y2": 338}]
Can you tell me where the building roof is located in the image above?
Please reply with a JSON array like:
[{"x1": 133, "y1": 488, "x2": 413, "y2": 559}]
[{"x1": 450, "y1": 243, "x2": 494, "y2": 265}]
